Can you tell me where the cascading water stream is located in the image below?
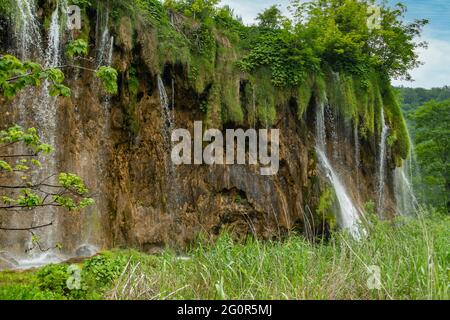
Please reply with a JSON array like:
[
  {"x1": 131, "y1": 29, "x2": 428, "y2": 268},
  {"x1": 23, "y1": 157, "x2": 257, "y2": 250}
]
[
  {"x1": 377, "y1": 108, "x2": 389, "y2": 212},
  {"x1": 157, "y1": 75, "x2": 175, "y2": 148},
  {"x1": 14, "y1": 0, "x2": 42, "y2": 60},
  {"x1": 80, "y1": 13, "x2": 114, "y2": 250},
  {"x1": 21, "y1": 0, "x2": 68, "y2": 266},
  {"x1": 157, "y1": 75, "x2": 181, "y2": 214},
  {"x1": 315, "y1": 102, "x2": 365, "y2": 239},
  {"x1": 394, "y1": 165, "x2": 419, "y2": 216},
  {"x1": 95, "y1": 3, "x2": 113, "y2": 69},
  {"x1": 394, "y1": 134, "x2": 420, "y2": 216}
]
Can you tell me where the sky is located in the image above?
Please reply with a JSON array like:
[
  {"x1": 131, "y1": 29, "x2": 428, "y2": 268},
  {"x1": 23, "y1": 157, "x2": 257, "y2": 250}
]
[{"x1": 221, "y1": 0, "x2": 450, "y2": 89}]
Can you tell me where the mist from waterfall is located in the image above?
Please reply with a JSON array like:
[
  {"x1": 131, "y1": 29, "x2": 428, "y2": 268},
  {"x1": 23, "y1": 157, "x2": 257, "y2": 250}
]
[
  {"x1": 316, "y1": 102, "x2": 364, "y2": 239},
  {"x1": 377, "y1": 108, "x2": 389, "y2": 213}
]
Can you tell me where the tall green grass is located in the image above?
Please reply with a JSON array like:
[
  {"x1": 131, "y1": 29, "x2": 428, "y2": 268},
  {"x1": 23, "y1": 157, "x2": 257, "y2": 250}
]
[
  {"x1": 108, "y1": 209, "x2": 449, "y2": 300},
  {"x1": 1, "y1": 209, "x2": 448, "y2": 300}
]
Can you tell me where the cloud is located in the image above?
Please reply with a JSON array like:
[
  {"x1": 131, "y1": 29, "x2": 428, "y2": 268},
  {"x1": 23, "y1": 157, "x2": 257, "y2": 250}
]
[
  {"x1": 393, "y1": 38, "x2": 450, "y2": 88},
  {"x1": 221, "y1": 0, "x2": 291, "y2": 25}
]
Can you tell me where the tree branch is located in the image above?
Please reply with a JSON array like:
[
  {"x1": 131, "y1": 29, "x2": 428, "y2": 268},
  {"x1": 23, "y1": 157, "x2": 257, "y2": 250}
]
[
  {"x1": 6, "y1": 64, "x2": 98, "y2": 83},
  {"x1": 0, "y1": 153, "x2": 38, "y2": 158},
  {"x1": 0, "y1": 221, "x2": 53, "y2": 231}
]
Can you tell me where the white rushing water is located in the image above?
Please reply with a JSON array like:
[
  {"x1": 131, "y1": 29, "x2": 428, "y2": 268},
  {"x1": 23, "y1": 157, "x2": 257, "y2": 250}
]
[
  {"x1": 394, "y1": 165, "x2": 419, "y2": 216},
  {"x1": 95, "y1": 3, "x2": 113, "y2": 69},
  {"x1": 157, "y1": 75, "x2": 182, "y2": 214},
  {"x1": 15, "y1": 0, "x2": 42, "y2": 60},
  {"x1": 394, "y1": 134, "x2": 420, "y2": 216},
  {"x1": 157, "y1": 75, "x2": 175, "y2": 147},
  {"x1": 27, "y1": 0, "x2": 68, "y2": 263},
  {"x1": 316, "y1": 102, "x2": 365, "y2": 239},
  {"x1": 377, "y1": 108, "x2": 389, "y2": 213}
]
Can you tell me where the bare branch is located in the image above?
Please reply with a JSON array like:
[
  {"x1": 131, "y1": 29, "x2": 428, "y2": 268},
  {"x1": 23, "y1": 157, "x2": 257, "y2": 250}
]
[
  {"x1": 0, "y1": 153, "x2": 38, "y2": 158},
  {"x1": 0, "y1": 221, "x2": 53, "y2": 231}
]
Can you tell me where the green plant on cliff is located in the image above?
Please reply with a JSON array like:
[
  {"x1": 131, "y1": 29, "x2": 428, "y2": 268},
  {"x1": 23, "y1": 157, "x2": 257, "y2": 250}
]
[
  {"x1": 124, "y1": 0, "x2": 424, "y2": 161},
  {"x1": 317, "y1": 188, "x2": 337, "y2": 230}
]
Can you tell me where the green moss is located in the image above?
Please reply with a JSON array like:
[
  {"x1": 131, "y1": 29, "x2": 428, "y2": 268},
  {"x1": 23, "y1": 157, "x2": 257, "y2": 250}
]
[
  {"x1": 250, "y1": 70, "x2": 277, "y2": 126},
  {"x1": 124, "y1": 67, "x2": 140, "y2": 136},
  {"x1": 205, "y1": 83, "x2": 222, "y2": 129},
  {"x1": 317, "y1": 187, "x2": 337, "y2": 230},
  {"x1": 313, "y1": 73, "x2": 327, "y2": 106},
  {"x1": 0, "y1": 0, "x2": 13, "y2": 16},
  {"x1": 381, "y1": 84, "x2": 411, "y2": 160},
  {"x1": 101, "y1": 0, "x2": 411, "y2": 165},
  {"x1": 296, "y1": 75, "x2": 314, "y2": 119}
]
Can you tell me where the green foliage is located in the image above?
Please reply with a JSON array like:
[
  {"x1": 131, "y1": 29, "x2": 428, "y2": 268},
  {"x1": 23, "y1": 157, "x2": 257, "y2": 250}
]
[
  {"x1": 0, "y1": 125, "x2": 94, "y2": 211},
  {"x1": 256, "y1": 5, "x2": 286, "y2": 30},
  {"x1": 66, "y1": 39, "x2": 89, "y2": 59},
  {"x1": 0, "y1": 0, "x2": 13, "y2": 16},
  {"x1": 0, "y1": 284, "x2": 64, "y2": 300},
  {"x1": 291, "y1": 0, "x2": 427, "y2": 80},
  {"x1": 16, "y1": 189, "x2": 43, "y2": 207},
  {"x1": 0, "y1": 125, "x2": 53, "y2": 156},
  {"x1": 96, "y1": 66, "x2": 119, "y2": 95},
  {"x1": 1, "y1": 210, "x2": 448, "y2": 300},
  {"x1": 1, "y1": 54, "x2": 117, "y2": 99},
  {"x1": 68, "y1": 0, "x2": 92, "y2": 8},
  {"x1": 364, "y1": 200, "x2": 376, "y2": 216},
  {"x1": 82, "y1": 253, "x2": 128, "y2": 288},
  {"x1": 0, "y1": 55, "x2": 70, "y2": 98},
  {"x1": 174, "y1": 0, "x2": 220, "y2": 21},
  {"x1": 412, "y1": 100, "x2": 450, "y2": 211},
  {"x1": 237, "y1": 30, "x2": 320, "y2": 87},
  {"x1": 397, "y1": 86, "x2": 450, "y2": 116},
  {"x1": 36, "y1": 264, "x2": 72, "y2": 296},
  {"x1": 381, "y1": 84, "x2": 411, "y2": 160},
  {"x1": 317, "y1": 187, "x2": 337, "y2": 229}
]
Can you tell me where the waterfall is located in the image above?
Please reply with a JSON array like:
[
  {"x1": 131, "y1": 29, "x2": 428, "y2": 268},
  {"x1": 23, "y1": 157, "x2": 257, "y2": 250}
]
[
  {"x1": 377, "y1": 108, "x2": 389, "y2": 212},
  {"x1": 157, "y1": 75, "x2": 175, "y2": 148},
  {"x1": 394, "y1": 165, "x2": 419, "y2": 216},
  {"x1": 157, "y1": 75, "x2": 181, "y2": 215},
  {"x1": 14, "y1": 0, "x2": 42, "y2": 60},
  {"x1": 95, "y1": 4, "x2": 112, "y2": 69},
  {"x1": 22, "y1": 0, "x2": 68, "y2": 265},
  {"x1": 394, "y1": 134, "x2": 419, "y2": 216},
  {"x1": 316, "y1": 102, "x2": 364, "y2": 239}
]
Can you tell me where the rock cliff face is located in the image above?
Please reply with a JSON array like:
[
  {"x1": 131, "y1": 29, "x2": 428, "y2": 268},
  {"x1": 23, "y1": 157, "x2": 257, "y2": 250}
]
[{"x1": 0, "y1": 1, "x2": 403, "y2": 258}]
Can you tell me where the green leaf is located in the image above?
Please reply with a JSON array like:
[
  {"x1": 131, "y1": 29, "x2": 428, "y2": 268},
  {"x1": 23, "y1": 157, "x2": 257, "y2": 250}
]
[
  {"x1": 96, "y1": 66, "x2": 118, "y2": 95},
  {"x1": 66, "y1": 39, "x2": 89, "y2": 58}
]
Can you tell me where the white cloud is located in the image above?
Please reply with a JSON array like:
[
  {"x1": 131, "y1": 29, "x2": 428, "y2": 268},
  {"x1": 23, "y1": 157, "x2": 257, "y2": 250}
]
[
  {"x1": 221, "y1": 0, "x2": 291, "y2": 25},
  {"x1": 393, "y1": 38, "x2": 450, "y2": 88}
]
